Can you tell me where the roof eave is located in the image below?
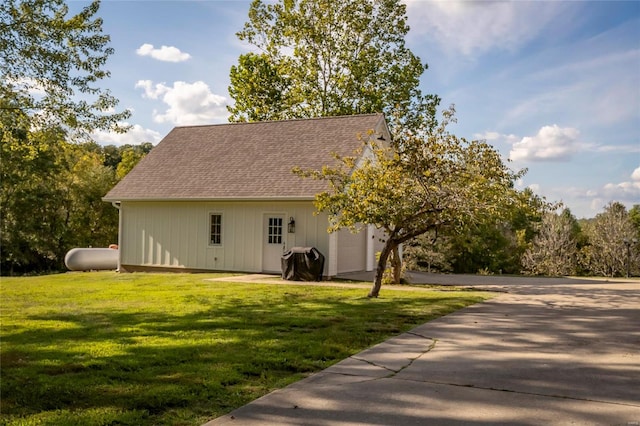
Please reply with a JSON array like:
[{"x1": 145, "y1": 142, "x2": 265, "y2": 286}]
[{"x1": 102, "y1": 195, "x2": 318, "y2": 203}]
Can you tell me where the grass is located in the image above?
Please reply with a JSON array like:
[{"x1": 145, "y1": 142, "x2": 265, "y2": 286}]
[{"x1": 0, "y1": 272, "x2": 494, "y2": 425}]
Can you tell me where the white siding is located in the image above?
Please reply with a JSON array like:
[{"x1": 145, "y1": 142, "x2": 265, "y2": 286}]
[{"x1": 119, "y1": 201, "x2": 333, "y2": 274}]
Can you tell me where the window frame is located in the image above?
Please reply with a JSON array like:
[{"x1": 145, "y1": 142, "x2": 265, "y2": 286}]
[
  {"x1": 267, "y1": 216, "x2": 283, "y2": 245},
  {"x1": 209, "y1": 213, "x2": 223, "y2": 246}
]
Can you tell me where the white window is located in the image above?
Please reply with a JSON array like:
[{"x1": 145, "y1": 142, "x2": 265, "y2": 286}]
[
  {"x1": 210, "y1": 213, "x2": 222, "y2": 245},
  {"x1": 267, "y1": 217, "x2": 283, "y2": 244}
]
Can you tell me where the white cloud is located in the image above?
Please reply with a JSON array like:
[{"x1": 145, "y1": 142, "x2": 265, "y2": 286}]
[
  {"x1": 404, "y1": 0, "x2": 565, "y2": 57},
  {"x1": 593, "y1": 144, "x2": 640, "y2": 154},
  {"x1": 602, "y1": 181, "x2": 640, "y2": 197},
  {"x1": 589, "y1": 198, "x2": 606, "y2": 214},
  {"x1": 509, "y1": 125, "x2": 580, "y2": 162},
  {"x1": 474, "y1": 131, "x2": 519, "y2": 144},
  {"x1": 135, "y1": 80, "x2": 228, "y2": 126},
  {"x1": 136, "y1": 43, "x2": 191, "y2": 62},
  {"x1": 527, "y1": 183, "x2": 541, "y2": 193},
  {"x1": 522, "y1": 183, "x2": 635, "y2": 219},
  {"x1": 92, "y1": 123, "x2": 162, "y2": 146},
  {"x1": 475, "y1": 131, "x2": 501, "y2": 141},
  {"x1": 601, "y1": 166, "x2": 640, "y2": 200},
  {"x1": 566, "y1": 166, "x2": 640, "y2": 216},
  {"x1": 135, "y1": 79, "x2": 169, "y2": 99}
]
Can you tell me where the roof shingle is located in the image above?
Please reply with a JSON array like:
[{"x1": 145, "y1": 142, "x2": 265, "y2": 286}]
[{"x1": 104, "y1": 114, "x2": 386, "y2": 201}]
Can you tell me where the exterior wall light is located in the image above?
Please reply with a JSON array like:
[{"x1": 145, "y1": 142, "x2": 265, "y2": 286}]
[{"x1": 288, "y1": 217, "x2": 296, "y2": 233}]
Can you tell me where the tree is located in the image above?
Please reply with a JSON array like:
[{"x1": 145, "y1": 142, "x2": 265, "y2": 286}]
[
  {"x1": 1, "y1": 0, "x2": 132, "y2": 273},
  {"x1": 1, "y1": 0, "x2": 130, "y2": 139},
  {"x1": 448, "y1": 221, "x2": 519, "y2": 274},
  {"x1": 64, "y1": 145, "x2": 119, "y2": 249},
  {"x1": 1, "y1": 125, "x2": 67, "y2": 273},
  {"x1": 1, "y1": 137, "x2": 154, "y2": 274},
  {"x1": 229, "y1": 0, "x2": 437, "y2": 125},
  {"x1": 112, "y1": 142, "x2": 153, "y2": 179},
  {"x1": 296, "y1": 107, "x2": 525, "y2": 297},
  {"x1": 228, "y1": 52, "x2": 291, "y2": 122},
  {"x1": 629, "y1": 204, "x2": 640, "y2": 238},
  {"x1": 404, "y1": 230, "x2": 453, "y2": 274},
  {"x1": 0, "y1": 132, "x2": 121, "y2": 274},
  {"x1": 580, "y1": 202, "x2": 638, "y2": 277},
  {"x1": 404, "y1": 188, "x2": 548, "y2": 275},
  {"x1": 521, "y1": 209, "x2": 579, "y2": 276}
]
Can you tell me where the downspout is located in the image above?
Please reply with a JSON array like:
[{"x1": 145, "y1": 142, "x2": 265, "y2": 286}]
[{"x1": 111, "y1": 201, "x2": 122, "y2": 272}]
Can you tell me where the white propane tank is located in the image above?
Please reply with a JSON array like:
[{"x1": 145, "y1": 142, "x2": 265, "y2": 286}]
[{"x1": 64, "y1": 247, "x2": 118, "y2": 271}]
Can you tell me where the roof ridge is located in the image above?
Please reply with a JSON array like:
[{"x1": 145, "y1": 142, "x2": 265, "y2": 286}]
[{"x1": 173, "y1": 113, "x2": 384, "y2": 130}]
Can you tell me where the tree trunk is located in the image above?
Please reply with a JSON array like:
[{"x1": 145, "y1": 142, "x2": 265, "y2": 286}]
[
  {"x1": 369, "y1": 239, "x2": 395, "y2": 298},
  {"x1": 391, "y1": 245, "x2": 402, "y2": 283}
]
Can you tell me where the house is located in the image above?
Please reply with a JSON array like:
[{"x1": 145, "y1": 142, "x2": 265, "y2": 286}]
[{"x1": 103, "y1": 114, "x2": 391, "y2": 277}]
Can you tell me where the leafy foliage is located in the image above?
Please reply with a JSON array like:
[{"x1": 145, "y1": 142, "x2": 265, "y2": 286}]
[
  {"x1": 0, "y1": 0, "x2": 130, "y2": 139},
  {"x1": 579, "y1": 202, "x2": 639, "y2": 277},
  {"x1": 421, "y1": 188, "x2": 546, "y2": 275},
  {"x1": 228, "y1": 52, "x2": 291, "y2": 122},
  {"x1": 403, "y1": 229, "x2": 453, "y2": 273},
  {"x1": 0, "y1": 139, "x2": 152, "y2": 275},
  {"x1": 629, "y1": 204, "x2": 640, "y2": 237},
  {"x1": 228, "y1": 0, "x2": 437, "y2": 125},
  {"x1": 297, "y1": 107, "x2": 527, "y2": 296},
  {"x1": 0, "y1": 0, "x2": 143, "y2": 274},
  {"x1": 115, "y1": 142, "x2": 153, "y2": 179},
  {"x1": 521, "y1": 209, "x2": 579, "y2": 276}
]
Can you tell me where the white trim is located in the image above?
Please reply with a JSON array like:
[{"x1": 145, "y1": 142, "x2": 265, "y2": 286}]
[
  {"x1": 103, "y1": 196, "x2": 316, "y2": 203},
  {"x1": 366, "y1": 224, "x2": 375, "y2": 272},
  {"x1": 328, "y1": 231, "x2": 338, "y2": 277},
  {"x1": 208, "y1": 212, "x2": 223, "y2": 247},
  {"x1": 112, "y1": 201, "x2": 122, "y2": 272}
]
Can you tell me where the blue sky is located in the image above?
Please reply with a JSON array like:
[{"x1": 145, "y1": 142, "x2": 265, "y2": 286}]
[{"x1": 72, "y1": 0, "x2": 639, "y2": 219}]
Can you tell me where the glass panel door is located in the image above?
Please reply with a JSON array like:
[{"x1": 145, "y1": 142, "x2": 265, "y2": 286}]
[{"x1": 267, "y1": 217, "x2": 283, "y2": 244}]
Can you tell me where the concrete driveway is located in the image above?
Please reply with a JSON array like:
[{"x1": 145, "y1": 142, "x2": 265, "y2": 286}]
[{"x1": 204, "y1": 274, "x2": 640, "y2": 425}]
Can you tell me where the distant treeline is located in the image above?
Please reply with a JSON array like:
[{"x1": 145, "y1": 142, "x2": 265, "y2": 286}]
[
  {"x1": 404, "y1": 202, "x2": 640, "y2": 278},
  {"x1": 1, "y1": 139, "x2": 153, "y2": 275}
]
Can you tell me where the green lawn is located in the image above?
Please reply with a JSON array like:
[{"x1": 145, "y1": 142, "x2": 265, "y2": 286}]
[{"x1": 0, "y1": 272, "x2": 493, "y2": 425}]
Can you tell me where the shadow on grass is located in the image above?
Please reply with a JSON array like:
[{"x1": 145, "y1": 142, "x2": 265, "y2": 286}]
[
  {"x1": 1, "y1": 289, "x2": 484, "y2": 425},
  {"x1": 205, "y1": 284, "x2": 640, "y2": 426}
]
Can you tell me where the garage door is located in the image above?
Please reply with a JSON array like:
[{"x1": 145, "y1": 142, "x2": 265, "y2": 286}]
[{"x1": 337, "y1": 228, "x2": 366, "y2": 273}]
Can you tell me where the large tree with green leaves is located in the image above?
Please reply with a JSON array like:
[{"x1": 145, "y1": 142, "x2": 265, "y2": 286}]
[
  {"x1": 228, "y1": 0, "x2": 437, "y2": 125},
  {"x1": 0, "y1": 0, "x2": 130, "y2": 138},
  {"x1": 1, "y1": 0, "x2": 131, "y2": 273},
  {"x1": 231, "y1": 0, "x2": 536, "y2": 295},
  {"x1": 296, "y1": 107, "x2": 526, "y2": 297}
]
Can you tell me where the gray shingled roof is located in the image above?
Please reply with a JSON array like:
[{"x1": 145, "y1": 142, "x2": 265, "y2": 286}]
[{"x1": 104, "y1": 114, "x2": 386, "y2": 201}]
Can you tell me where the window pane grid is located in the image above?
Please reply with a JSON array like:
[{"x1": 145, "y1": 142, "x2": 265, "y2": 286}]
[
  {"x1": 210, "y1": 214, "x2": 222, "y2": 245},
  {"x1": 268, "y1": 217, "x2": 282, "y2": 244}
]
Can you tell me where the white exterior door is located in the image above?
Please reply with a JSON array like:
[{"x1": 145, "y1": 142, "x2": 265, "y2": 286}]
[{"x1": 262, "y1": 214, "x2": 285, "y2": 273}]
